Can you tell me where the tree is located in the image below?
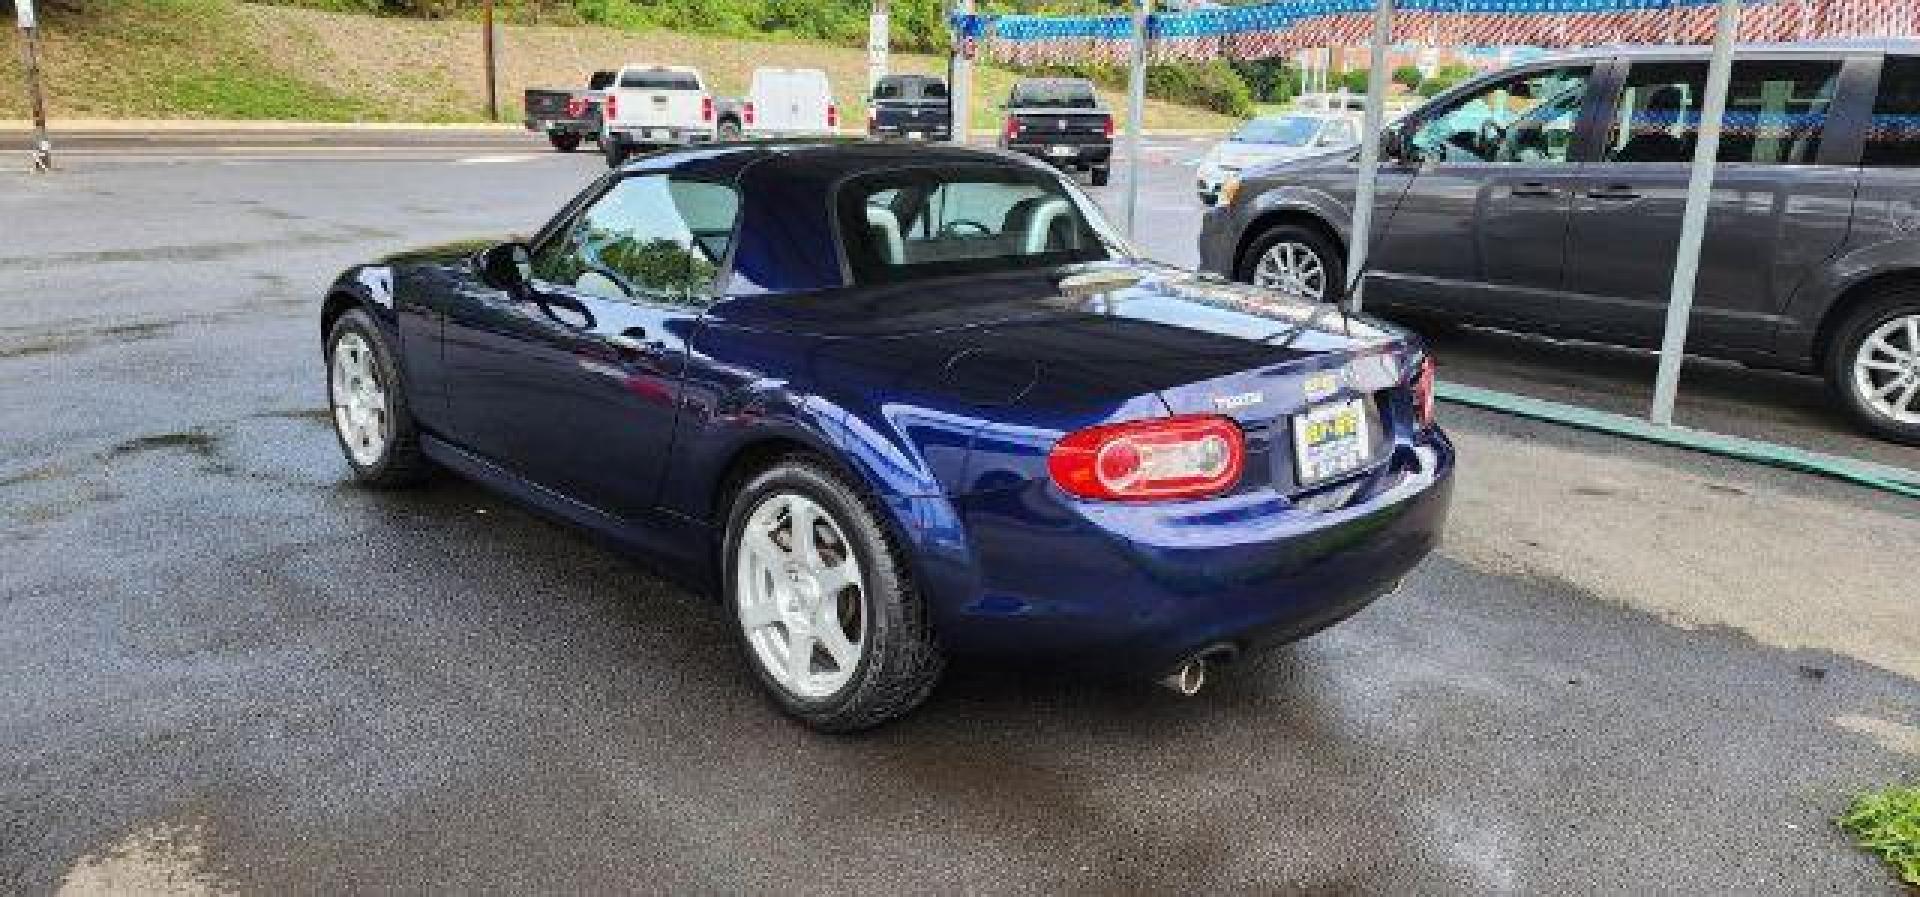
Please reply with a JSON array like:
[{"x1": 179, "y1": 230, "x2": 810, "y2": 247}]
[{"x1": 1392, "y1": 65, "x2": 1424, "y2": 92}]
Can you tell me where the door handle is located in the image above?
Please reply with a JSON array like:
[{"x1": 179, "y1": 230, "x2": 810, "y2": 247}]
[
  {"x1": 1586, "y1": 186, "x2": 1642, "y2": 201},
  {"x1": 1510, "y1": 182, "x2": 1557, "y2": 198},
  {"x1": 607, "y1": 327, "x2": 667, "y2": 356}
]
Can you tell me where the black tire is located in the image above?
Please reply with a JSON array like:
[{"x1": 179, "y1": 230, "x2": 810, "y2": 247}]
[
  {"x1": 722, "y1": 457, "x2": 944, "y2": 732},
  {"x1": 1236, "y1": 222, "x2": 1347, "y2": 304},
  {"x1": 325, "y1": 308, "x2": 432, "y2": 488},
  {"x1": 548, "y1": 132, "x2": 582, "y2": 153},
  {"x1": 603, "y1": 135, "x2": 627, "y2": 168},
  {"x1": 1089, "y1": 166, "x2": 1110, "y2": 187},
  {"x1": 1824, "y1": 284, "x2": 1920, "y2": 445},
  {"x1": 717, "y1": 119, "x2": 744, "y2": 142}
]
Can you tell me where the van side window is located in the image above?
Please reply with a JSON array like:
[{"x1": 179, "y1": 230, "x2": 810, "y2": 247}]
[
  {"x1": 1605, "y1": 60, "x2": 1841, "y2": 165},
  {"x1": 1406, "y1": 67, "x2": 1591, "y2": 165},
  {"x1": 1864, "y1": 56, "x2": 1920, "y2": 167}
]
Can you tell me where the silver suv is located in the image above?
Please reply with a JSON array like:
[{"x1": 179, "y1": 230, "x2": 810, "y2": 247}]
[{"x1": 1200, "y1": 42, "x2": 1920, "y2": 444}]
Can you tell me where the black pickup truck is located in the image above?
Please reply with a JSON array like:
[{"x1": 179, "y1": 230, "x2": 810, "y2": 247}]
[
  {"x1": 523, "y1": 70, "x2": 614, "y2": 152},
  {"x1": 868, "y1": 74, "x2": 951, "y2": 141},
  {"x1": 996, "y1": 78, "x2": 1113, "y2": 185}
]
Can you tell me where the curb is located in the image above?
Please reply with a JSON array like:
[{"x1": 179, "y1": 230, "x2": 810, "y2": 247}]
[{"x1": 1437, "y1": 380, "x2": 1920, "y2": 500}]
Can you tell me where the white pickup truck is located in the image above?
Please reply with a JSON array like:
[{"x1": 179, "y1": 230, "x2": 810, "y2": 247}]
[{"x1": 600, "y1": 64, "x2": 715, "y2": 167}]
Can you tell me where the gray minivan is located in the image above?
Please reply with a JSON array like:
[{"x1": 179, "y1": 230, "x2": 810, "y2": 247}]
[{"x1": 1200, "y1": 42, "x2": 1920, "y2": 444}]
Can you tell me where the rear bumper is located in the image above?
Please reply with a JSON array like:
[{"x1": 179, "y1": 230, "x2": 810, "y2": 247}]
[
  {"x1": 526, "y1": 118, "x2": 596, "y2": 136},
  {"x1": 1002, "y1": 140, "x2": 1112, "y2": 168},
  {"x1": 871, "y1": 123, "x2": 952, "y2": 140},
  {"x1": 606, "y1": 126, "x2": 714, "y2": 145},
  {"x1": 939, "y1": 428, "x2": 1455, "y2": 677}
]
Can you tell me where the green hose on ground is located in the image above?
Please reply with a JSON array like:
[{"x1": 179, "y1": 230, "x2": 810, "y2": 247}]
[{"x1": 1436, "y1": 381, "x2": 1920, "y2": 500}]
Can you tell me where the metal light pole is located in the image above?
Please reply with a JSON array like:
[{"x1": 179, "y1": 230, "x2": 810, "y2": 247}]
[
  {"x1": 868, "y1": 0, "x2": 890, "y2": 96},
  {"x1": 949, "y1": 0, "x2": 975, "y2": 145},
  {"x1": 14, "y1": 0, "x2": 52, "y2": 172},
  {"x1": 1649, "y1": 0, "x2": 1743, "y2": 426},
  {"x1": 482, "y1": 0, "x2": 498, "y2": 122},
  {"x1": 1344, "y1": 0, "x2": 1395, "y2": 311},
  {"x1": 1122, "y1": 0, "x2": 1151, "y2": 238}
]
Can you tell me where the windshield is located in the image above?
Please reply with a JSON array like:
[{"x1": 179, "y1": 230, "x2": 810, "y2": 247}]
[
  {"x1": 1233, "y1": 116, "x2": 1320, "y2": 146},
  {"x1": 1010, "y1": 81, "x2": 1097, "y2": 109},
  {"x1": 837, "y1": 165, "x2": 1121, "y2": 285}
]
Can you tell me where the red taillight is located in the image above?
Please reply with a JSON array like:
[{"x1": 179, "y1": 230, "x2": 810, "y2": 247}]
[
  {"x1": 1103, "y1": 114, "x2": 1115, "y2": 139},
  {"x1": 1048, "y1": 415, "x2": 1244, "y2": 502},
  {"x1": 1412, "y1": 356, "x2": 1436, "y2": 428},
  {"x1": 603, "y1": 94, "x2": 617, "y2": 122},
  {"x1": 701, "y1": 96, "x2": 713, "y2": 122},
  {"x1": 828, "y1": 103, "x2": 839, "y2": 128},
  {"x1": 1003, "y1": 116, "x2": 1020, "y2": 140},
  {"x1": 743, "y1": 101, "x2": 755, "y2": 126}
]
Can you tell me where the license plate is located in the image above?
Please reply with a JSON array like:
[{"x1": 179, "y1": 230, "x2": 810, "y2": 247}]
[
  {"x1": 1292, "y1": 398, "x2": 1371, "y2": 484},
  {"x1": 1047, "y1": 145, "x2": 1076, "y2": 157},
  {"x1": 647, "y1": 129, "x2": 670, "y2": 140},
  {"x1": 907, "y1": 130, "x2": 925, "y2": 140}
]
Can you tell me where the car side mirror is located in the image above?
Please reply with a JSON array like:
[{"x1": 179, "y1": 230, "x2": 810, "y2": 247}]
[
  {"x1": 477, "y1": 242, "x2": 532, "y2": 292},
  {"x1": 1381, "y1": 126, "x2": 1411, "y2": 164}
]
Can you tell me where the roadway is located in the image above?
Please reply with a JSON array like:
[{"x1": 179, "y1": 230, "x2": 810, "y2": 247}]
[{"x1": 2, "y1": 129, "x2": 1916, "y2": 894}]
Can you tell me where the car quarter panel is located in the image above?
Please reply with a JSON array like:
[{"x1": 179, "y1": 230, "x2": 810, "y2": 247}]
[{"x1": 1776, "y1": 167, "x2": 1920, "y2": 366}]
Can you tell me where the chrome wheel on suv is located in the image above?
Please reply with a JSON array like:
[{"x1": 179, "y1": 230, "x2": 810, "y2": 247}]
[
  {"x1": 1852, "y1": 313, "x2": 1920, "y2": 426},
  {"x1": 1252, "y1": 241, "x2": 1329, "y2": 301}
]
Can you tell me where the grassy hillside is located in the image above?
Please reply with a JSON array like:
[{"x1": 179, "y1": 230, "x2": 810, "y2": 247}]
[{"x1": 0, "y1": 0, "x2": 1236, "y2": 129}]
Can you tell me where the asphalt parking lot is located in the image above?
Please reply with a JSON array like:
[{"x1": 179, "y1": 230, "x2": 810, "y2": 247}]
[{"x1": 3, "y1": 132, "x2": 1917, "y2": 894}]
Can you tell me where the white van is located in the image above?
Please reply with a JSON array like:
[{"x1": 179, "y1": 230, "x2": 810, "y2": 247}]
[{"x1": 743, "y1": 68, "x2": 839, "y2": 138}]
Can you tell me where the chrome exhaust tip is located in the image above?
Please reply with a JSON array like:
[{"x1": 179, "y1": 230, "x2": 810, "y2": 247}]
[{"x1": 1161, "y1": 659, "x2": 1207, "y2": 696}]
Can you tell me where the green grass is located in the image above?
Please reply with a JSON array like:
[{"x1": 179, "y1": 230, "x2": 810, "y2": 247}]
[
  {"x1": 1839, "y1": 785, "x2": 1920, "y2": 888},
  {"x1": 157, "y1": 66, "x2": 373, "y2": 120}
]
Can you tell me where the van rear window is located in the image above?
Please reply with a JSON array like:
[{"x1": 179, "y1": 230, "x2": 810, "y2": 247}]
[{"x1": 1865, "y1": 56, "x2": 1920, "y2": 167}]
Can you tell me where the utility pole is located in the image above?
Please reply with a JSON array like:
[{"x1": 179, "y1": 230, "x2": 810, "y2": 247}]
[
  {"x1": 949, "y1": 0, "x2": 975, "y2": 145},
  {"x1": 482, "y1": 0, "x2": 498, "y2": 122},
  {"x1": 1345, "y1": 0, "x2": 1394, "y2": 312},
  {"x1": 1122, "y1": 0, "x2": 1150, "y2": 238},
  {"x1": 867, "y1": 0, "x2": 890, "y2": 97},
  {"x1": 14, "y1": 0, "x2": 52, "y2": 172}
]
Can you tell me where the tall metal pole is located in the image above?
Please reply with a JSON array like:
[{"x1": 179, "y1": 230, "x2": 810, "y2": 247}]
[
  {"x1": 1344, "y1": 0, "x2": 1395, "y2": 311},
  {"x1": 1649, "y1": 0, "x2": 1742, "y2": 426},
  {"x1": 949, "y1": 0, "x2": 975, "y2": 145},
  {"x1": 1122, "y1": 0, "x2": 1151, "y2": 238},
  {"x1": 868, "y1": 0, "x2": 891, "y2": 96},
  {"x1": 14, "y1": 0, "x2": 52, "y2": 172},
  {"x1": 482, "y1": 0, "x2": 498, "y2": 122}
]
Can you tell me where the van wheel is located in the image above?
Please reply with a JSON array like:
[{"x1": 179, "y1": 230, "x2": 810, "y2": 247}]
[
  {"x1": 1089, "y1": 166, "x2": 1110, "y2": 187},
  {"x1": 547, "y1": 132, "x2": 582, "y2": 153},
  {"x1": 1238, "y1": 223, "x2": 1345, "y2": 303},
  {"x1": 1827, "y1": 284, "x2": 1920, "y2": 445},
  {"x1": 723, "y1": 457, "x2": 944, "y2": 732}
]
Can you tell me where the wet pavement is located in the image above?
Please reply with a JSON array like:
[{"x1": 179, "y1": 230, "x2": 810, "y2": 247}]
[{"x1": 2, "y1": 135, "x2": 1916, "y2": 894}]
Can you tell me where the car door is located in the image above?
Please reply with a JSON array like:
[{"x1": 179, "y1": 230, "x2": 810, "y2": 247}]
[
  {"x1": 1368, "y1": 63, "x2": 1599, "y2": 326},
  {"x1": 441, "y1": 172, "x2": 738, "y2": 521},
  {"x1": 1562, "y1": 54, "x2": 1868, "y2": 352}
]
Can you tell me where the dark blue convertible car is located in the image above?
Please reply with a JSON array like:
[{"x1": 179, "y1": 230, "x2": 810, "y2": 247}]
[{"x1": 320, "y1": 142, "x2": 1453, "y2": 731}]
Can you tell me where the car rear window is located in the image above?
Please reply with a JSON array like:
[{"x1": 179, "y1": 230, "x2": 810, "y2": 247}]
[
  {"x1": 1010, "y1": 81, "x2": 1097, "y2": 109},
  {"x1": 876, "y1": 77, "x2": 949, "y2": 101},
  {"x1": 588, "y1": 70, "x2": 616, "y2": 91},
  {"x1": 621, "y1": 70, "x2": 700, "y2": 91},
  {"x1": 837, "y1": 166, "x2": 1117, "y2": 285},
  {"x1": 1865, "y1": 56, "x2": 1920, "y2": 167}
]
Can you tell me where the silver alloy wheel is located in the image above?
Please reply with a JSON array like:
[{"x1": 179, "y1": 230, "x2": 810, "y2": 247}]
[
  {"x1": 1252, "y1": 240, "x2": 1329, "y2": 301},
  {"x1": 1854, "y1": 313, "x2": 1920, "y2": 425},
  {"x1": 735, "y1": 491, "x2": 867, "y2": 700},
  {"x1": 330, "y1": 332, "x2": 390, "y2": 466}
]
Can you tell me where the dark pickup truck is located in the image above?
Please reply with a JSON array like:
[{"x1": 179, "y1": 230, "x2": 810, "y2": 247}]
[
  {"x1": 523, "y1": 70, "x2": 614, "y2": 153},
  {"x1": 868, "y1": 74, "x2": 952, "y2": 141},
  {"x1": 996, "y1": 78, "x2": 1113, "y2": 185}
]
